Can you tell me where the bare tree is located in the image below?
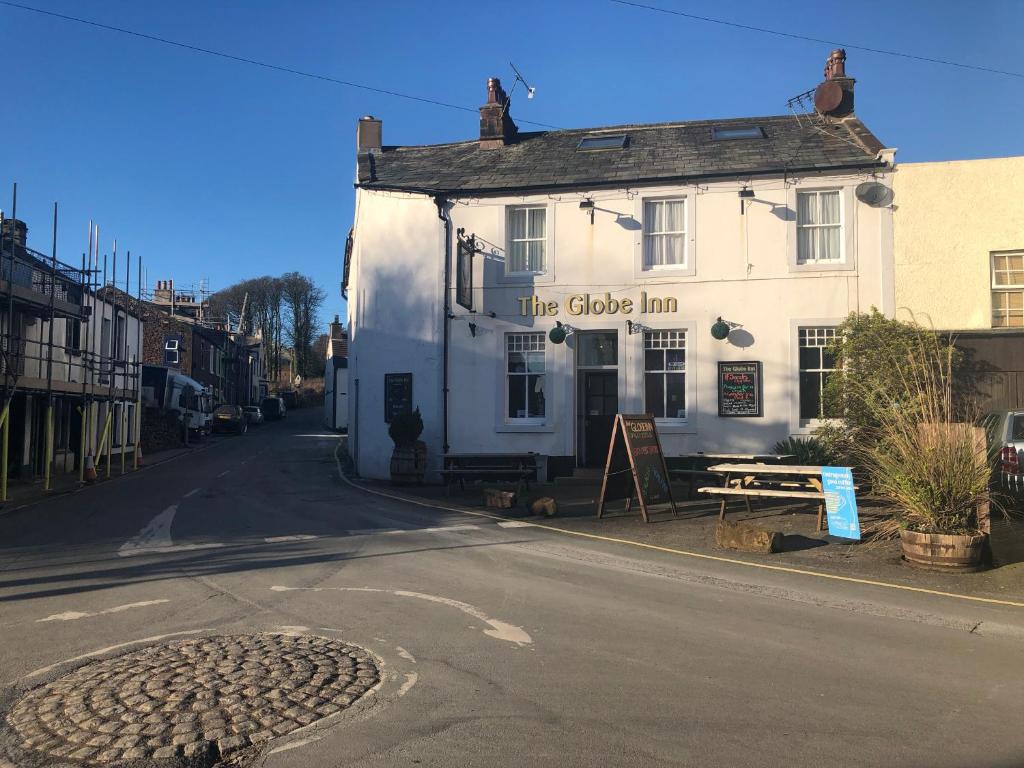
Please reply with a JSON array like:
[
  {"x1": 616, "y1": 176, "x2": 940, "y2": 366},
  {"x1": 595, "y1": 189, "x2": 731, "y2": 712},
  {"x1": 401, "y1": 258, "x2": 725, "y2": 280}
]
[{"x1": 281, "y1": 272, "x2": 327, "y2": 379}]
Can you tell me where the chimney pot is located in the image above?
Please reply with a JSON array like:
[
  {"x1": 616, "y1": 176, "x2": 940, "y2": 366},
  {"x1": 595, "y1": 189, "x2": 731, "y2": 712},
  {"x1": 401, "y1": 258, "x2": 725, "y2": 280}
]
[
  {"x1": 815, "y1": 49, "x2": 855, "y2": 117},
  {"x1": 357, "y1": 115, "x2": 382, "y2": 153}
]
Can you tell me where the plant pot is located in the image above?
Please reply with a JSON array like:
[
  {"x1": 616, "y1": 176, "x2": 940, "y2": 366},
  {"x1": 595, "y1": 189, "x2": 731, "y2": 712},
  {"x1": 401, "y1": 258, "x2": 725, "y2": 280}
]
[
  {"x1": 899, "y1": 529, "x2": 988, "y2": 572},
  {"x1": 390, "y1": 440, "x2": 427, "y2": 485}
]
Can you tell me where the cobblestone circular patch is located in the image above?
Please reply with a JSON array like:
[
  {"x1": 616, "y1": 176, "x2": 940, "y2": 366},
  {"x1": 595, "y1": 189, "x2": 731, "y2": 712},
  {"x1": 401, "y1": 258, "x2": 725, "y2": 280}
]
[{"x1": 5, "y1": 634, "x2": 380, "y2": 765}]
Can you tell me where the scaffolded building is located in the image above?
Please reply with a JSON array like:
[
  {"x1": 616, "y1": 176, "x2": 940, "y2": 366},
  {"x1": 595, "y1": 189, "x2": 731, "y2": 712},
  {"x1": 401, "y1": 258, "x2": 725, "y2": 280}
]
[{"x1": 0, "y1": 205, "x2": 143, "y2": 497}]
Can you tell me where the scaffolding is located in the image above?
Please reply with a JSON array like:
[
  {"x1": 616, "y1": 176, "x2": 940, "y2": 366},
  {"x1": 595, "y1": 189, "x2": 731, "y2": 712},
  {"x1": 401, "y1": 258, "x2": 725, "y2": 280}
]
[{"x1": 0, "y1": 184, "x2": 144, "y2": 499}]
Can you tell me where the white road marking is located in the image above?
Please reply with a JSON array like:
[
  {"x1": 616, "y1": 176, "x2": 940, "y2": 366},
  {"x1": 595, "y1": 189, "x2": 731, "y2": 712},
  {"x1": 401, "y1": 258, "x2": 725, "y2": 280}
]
[
  {"x1": 498, "y1": 520, "x2": 536, "y2": 528},
  {"x1": 295, "y1": 434, "x2": 342, "y2": 438},
  {"x1": 118, "y1": 543, "x2": 224, "y2": 558},
  {"x1": 395, "y1": 645, "x2": 416, "y2": 663},
  {"x1": 183, "y1": 487, "x2": 202, "y2": 498},
  {"x1": 344, "y1": 524, "x2": 479, "y2": 537},
  {"x1": 118, "y1": 504, "x2": 224, "y2": 558},
  {"x1": 21, "y1": 629, "x2": 213, "y2": 680},
  {"x1": 37, "y1": 600, "x2": 169, "y2": 623},
  {"x1": 398, "y1": 671, "x2": 418, "y2": 697},
  {"x1": 268, "y1": 735, "x2": 324, "y2": 755},
  {"x1": 264, "y1": 534, "x2": 319, "y2": 543},
  {"x1": 217, "y1": 470, "x2": 230, "y2": 478},
  {"x1": 270, "y1": 586, "x2": 532, "y2": 646}
]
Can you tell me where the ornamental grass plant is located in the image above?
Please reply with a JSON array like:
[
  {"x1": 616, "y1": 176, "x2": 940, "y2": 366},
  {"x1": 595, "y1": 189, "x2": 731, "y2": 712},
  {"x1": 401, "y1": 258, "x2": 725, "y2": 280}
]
[{"x1": 836, "y1": 317, "x2": 992, "y2": 538}]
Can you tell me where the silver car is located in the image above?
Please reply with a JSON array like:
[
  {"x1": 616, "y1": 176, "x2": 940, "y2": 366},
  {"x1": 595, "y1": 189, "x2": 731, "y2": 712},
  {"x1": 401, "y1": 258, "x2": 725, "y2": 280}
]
[
  {"x1": 243, "y1": 406, "x2": 264, "y2": 426},
  {"x1": 978, "y1": 410, "x2": 1024, "y2": 493}
]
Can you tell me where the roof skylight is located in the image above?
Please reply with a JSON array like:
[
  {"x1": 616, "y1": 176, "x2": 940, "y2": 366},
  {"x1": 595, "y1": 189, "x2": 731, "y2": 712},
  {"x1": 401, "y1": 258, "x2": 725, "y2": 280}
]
[
  {"x1": 712, "y1": 126, "x2": 766, "y2": 140},
  {"x1": 577, "y1": 135, "x2": 628, "y2": 151}
]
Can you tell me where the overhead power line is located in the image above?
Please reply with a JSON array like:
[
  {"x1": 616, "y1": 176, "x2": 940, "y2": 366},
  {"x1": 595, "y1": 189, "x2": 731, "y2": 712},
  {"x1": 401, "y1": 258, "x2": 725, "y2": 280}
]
[
  {"x1": 609, "y1": 0, "x2": 1024, "y2": 79},
  {"x1": 0, "y1": 0, "x2": 563, "y2": 129}
]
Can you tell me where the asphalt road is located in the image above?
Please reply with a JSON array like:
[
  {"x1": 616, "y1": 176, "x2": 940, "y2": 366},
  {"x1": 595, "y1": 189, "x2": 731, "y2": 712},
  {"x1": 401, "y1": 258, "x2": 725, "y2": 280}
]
[{"x1": 2, "y1": 408, "x2": 1024, "y2": 768}]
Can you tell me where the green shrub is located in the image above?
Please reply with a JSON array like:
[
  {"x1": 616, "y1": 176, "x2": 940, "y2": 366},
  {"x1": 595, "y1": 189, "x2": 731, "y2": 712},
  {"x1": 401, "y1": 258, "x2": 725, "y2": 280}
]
[
  {"x1": 388, "y1": 408, "x2": 424, "y2": 448},
  {"x1": 772, "y1": 436, "x2": 836, "y2": 466}
]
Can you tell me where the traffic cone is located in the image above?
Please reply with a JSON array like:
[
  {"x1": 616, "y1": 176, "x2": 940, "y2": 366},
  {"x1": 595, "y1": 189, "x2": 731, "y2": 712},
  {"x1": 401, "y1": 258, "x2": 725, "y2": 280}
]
[
  {"x1": 83, "y1": 454, "x2": 97, "y2": 483},
  {"x1": 136, "y1": 443, "x2": 144, "y2": 467}
]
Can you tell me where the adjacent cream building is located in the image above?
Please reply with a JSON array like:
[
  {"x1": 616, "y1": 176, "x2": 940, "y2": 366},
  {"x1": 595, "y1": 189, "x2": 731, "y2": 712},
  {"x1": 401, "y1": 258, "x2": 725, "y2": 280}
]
[
  {"x1": 346, "y1": 56, "x2": 896, "y2": 480},
  {"x1": 894, "y1": 156, "x2": 1024, "y2": 330}
]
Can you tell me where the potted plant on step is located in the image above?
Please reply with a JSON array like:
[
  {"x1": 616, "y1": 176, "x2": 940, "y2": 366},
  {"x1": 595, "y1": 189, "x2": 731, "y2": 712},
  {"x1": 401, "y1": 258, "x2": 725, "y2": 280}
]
[
  {"x1": 829, "y1": 311, "x2": 993, "y2": 571},
  {"x1": 389, "y1": 408, "x2": 426, "y2": 484}
]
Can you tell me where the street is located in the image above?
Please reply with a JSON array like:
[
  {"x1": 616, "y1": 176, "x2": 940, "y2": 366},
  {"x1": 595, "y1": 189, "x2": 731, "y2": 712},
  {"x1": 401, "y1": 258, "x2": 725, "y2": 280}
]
[{"x1": 1, "y1": 408, "x2": 1023, "y2": 768}]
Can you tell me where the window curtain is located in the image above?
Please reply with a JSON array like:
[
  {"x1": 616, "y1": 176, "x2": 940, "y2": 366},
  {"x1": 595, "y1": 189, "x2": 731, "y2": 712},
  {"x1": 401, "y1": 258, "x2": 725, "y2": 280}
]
[{"x1": 644, "y1": 200, "x2": 685, "y2": 266}]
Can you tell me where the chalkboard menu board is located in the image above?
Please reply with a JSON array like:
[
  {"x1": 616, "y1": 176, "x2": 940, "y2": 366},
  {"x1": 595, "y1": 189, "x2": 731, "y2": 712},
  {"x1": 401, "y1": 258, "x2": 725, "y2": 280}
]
[
  {"x1": 718, "y1": 361, "x2": 762, "y2": 417},
  {"x1": 596, "y1": 414, "x2": 677, "y2": 523},
  {"x1": 384, "y1": 373, "x2": 413, "y2": 423}
]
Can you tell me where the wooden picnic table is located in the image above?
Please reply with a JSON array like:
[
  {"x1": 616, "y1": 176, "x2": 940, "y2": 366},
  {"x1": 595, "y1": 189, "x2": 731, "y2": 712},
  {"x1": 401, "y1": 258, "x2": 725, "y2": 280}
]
[
  {"x1": 670, "y1": 453, "x2": 795, "y2": 499},
  {"x1": 439, "y1": 453, "x2": 538, "y2": 497},
  {"x1": 700, "y1": 463, "x2": 829, "y2": 531}
]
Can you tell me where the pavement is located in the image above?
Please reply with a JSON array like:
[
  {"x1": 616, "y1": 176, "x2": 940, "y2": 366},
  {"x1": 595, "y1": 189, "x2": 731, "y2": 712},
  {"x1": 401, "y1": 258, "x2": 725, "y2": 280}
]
[{"x1": 1, "y1": 408, "x2": 1023, "y2": 768}]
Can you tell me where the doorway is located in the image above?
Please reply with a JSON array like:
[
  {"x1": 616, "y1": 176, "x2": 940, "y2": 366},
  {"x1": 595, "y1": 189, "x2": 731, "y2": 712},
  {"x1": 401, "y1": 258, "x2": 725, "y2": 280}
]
[{"x1": 576, "y1": 331, "x2": 619, "y2": 467}]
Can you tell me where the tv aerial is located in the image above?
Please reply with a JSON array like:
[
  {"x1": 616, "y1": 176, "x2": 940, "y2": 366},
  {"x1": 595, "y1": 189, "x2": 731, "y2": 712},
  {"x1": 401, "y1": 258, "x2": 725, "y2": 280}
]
[
  {"x1": 855, "y1": 181, "x2": 894, "y2": 208},
  {"x1": 509, "y1": 62, "x2": 536, "y2": 100}
]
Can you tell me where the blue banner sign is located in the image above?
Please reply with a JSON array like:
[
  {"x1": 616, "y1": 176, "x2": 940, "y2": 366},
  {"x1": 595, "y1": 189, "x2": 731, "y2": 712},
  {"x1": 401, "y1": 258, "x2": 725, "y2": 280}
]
[{"x1": 821, "y1": 466, "x2": 860, "y2": 540}]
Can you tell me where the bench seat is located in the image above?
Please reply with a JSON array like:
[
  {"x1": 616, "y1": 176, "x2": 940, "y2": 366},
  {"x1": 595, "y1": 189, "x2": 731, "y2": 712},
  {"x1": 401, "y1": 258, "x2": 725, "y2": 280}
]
[{"x1": 698, "y1": 486, "x2": 826, "y2": 531}]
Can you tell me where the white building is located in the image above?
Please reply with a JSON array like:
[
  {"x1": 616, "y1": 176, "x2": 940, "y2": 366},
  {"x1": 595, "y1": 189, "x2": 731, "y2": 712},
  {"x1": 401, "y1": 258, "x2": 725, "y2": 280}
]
[{"x1": 346, "y1": 53, "x2": 895, "y2": 481}]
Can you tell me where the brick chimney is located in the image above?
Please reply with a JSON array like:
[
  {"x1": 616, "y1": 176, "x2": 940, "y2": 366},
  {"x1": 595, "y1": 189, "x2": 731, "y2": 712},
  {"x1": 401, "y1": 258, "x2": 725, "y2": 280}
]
[
  {"x1": 815, "y1": 49, "x2": 855, "y2": 117},
  {"x1": 357, "y1": 115, "x2": 382, "y2": 152},
  {"x1": 1, "y1": 218, "x2": 27, "y2": 248},
  {"x1": 479, "y1": 77, "x2": 517, "y2": 149},
  {"x1": 153, "y1": 279, "x2": 173, "y2": 303}
]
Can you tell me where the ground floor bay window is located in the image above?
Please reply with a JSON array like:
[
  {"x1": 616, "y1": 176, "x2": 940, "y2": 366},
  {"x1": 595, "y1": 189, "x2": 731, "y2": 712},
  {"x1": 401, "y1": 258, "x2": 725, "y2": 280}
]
[
  {"x1": 798, "y1": 327, "x2": 837, "y2": 421},
  {"x1": 506, "y1": 332, "x2": 546, "y2": 421},
  {"x1": 644, "y1": 330, "x2": 686, "y2": 420}
]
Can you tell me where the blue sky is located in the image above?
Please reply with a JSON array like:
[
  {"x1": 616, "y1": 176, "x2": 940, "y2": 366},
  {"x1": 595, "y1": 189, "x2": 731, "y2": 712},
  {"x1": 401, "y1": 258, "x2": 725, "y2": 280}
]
[{"x1": 3, "y1": 0, "x2": 1022, "y2": 330}]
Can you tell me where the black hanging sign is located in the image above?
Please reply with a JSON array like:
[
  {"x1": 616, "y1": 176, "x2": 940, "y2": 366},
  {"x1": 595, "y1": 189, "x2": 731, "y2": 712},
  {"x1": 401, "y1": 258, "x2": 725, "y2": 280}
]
[
  {"x1": 596, "y1": 414, "x2": 677, "y2": 523},
  {"x1": 718, "y1": 361, "x2": 762, "y2": 417},
  {"x1": 456, "y1": 229, "x2": 474, "y2": 311},
  {"x1": 384, "y1": 372, "x2": 413, "y2": 423}
]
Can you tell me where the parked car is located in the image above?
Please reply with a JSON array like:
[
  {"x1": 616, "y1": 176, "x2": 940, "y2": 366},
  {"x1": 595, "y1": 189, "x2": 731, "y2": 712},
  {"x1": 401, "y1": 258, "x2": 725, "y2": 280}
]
[
  {"x1": 278, "y1": 389, "x2": 298, "y2": 410},
  {"x1": 261, "y1": 396, "x2": 286, "y2": 421},
  {"x1": 977, "y1": 410, "x2": 1024, "y2": 493},
  {"x1": 242, "y1": 406, "x2": 264, "y2": 426},
  {"x1": 212, "y1": 405, "x2": 248, "y2": 435}
]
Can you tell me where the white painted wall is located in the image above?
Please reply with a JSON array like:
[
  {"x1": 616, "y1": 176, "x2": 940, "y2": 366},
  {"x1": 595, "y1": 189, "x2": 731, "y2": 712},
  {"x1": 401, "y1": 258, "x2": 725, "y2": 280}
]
[{"x1": 349, "y1": 171, "x2": 894, "y2": 480}]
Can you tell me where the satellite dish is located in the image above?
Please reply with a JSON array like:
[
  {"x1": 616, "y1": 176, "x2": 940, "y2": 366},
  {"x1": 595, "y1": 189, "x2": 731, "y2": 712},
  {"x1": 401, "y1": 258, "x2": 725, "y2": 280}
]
[
  {"x1": 814, "y1": 81, "x2": 843, "y2": 114},
  {"x1": 855, "y1": 182, "x2": 894, "y2": 208}
]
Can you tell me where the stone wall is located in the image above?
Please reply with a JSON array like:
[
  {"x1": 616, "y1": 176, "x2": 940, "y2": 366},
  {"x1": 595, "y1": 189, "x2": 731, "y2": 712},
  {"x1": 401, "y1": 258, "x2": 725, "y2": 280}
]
[{"x1": 141, "y1": 408, "x2": 183, "y2": 454}]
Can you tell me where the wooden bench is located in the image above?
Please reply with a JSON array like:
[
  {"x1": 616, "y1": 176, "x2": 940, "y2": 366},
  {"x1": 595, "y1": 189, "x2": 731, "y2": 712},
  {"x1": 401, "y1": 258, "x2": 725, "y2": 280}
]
[
  {"x1": 440, "y1": 454, "x2": 538, "y2": 497},
  {"x1": 698, "y1": 486, "x2": 827, "y2": 531},
  {"x1": 670, "y1": 468, "x2": 727, "y2": 500}
]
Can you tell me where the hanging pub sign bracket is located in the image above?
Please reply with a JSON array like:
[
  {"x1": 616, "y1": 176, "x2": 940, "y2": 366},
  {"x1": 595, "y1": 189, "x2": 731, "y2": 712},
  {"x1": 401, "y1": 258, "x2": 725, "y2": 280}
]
[
  {"x1": 455, "y1": 228, "x2": 484, "y2": 312},
  {"x1": 596, "y1": 414, "x2": 678, "y2": 523}
]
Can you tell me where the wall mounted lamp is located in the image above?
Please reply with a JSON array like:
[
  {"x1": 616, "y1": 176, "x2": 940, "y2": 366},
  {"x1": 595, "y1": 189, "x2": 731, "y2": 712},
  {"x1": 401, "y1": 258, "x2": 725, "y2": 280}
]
[
  {"x1": 711, "y1": 316, "x2": 741, "y2": 340},
  {"x1": 738, "y1": 187, "x2": 755, "y2": 214},
  {"x1": 548, "y1": 321, "x2": 577, "y2": 345},
  {"x1": 626, "y1": 319, "x2": 652, "y2": 335},
  {"x1": 579, "y1": 198, "x2": 595, "y2": 224}
]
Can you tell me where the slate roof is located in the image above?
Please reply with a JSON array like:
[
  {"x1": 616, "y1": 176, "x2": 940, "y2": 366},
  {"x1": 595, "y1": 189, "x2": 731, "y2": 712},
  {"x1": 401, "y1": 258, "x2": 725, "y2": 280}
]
[{"x1": 356, "y1": 114, "x2": 887, "y2": 196}]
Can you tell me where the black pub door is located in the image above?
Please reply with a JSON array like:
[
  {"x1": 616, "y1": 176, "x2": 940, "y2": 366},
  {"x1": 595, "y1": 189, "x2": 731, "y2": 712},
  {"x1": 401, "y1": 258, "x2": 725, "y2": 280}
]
[{"x1": 582, "y1": 371, "x2": 618, "y2": 467}]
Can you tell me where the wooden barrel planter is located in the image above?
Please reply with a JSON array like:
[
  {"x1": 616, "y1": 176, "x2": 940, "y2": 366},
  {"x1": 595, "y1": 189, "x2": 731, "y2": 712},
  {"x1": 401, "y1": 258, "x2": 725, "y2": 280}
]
[
  {"x1": 899, "y1": 529, "x2": 987, "y2": 572},
  {"x1": 389, "y1": 441, "x2": 427, "y2": 485}
]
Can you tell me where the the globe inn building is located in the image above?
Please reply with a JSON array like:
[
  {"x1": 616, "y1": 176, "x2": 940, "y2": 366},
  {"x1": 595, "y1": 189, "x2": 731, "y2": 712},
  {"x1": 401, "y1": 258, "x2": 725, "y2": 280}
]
[{"x1": 345, "y1": 68, "x2": 896, "y2": 481}]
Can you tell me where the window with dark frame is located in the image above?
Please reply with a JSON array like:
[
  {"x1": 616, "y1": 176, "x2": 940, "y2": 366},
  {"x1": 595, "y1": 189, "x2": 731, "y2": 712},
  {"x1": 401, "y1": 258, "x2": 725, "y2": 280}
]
[
  {"x1": 799, "y1": 327, "x2": 837, "y2": 420},
  {"x1": 577, "y1": 134, "x2": 628, "y2": 150},
  {"x1": 644, "y1": 331, "x2": 686, "y2": 419},
  {"x1": 506, "y1": 333, "x2": 546, "y2": 420}
]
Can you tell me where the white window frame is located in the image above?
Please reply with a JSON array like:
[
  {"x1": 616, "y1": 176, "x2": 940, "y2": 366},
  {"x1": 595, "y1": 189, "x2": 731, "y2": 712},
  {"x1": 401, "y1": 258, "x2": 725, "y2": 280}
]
[
  {"x1": 632, "y1": 191, "x2": 697, "y2": 279},
  {"x1": 505, "y1": 205, "x2": 548, "y2": 276},
  {"x1": 643, "y1": 330, "x2": 688, "y2": 423},
  {"x1": 796, "y1": 189, "x2": 843, "y2": 265},
  {"x1": 165, "y1": 338, "x2": 179, "y2": 365},
  {"x1": 991, "y1": 250, "x2": 1024, "y2": 329},
  {"x1": 504, "y1": 332, "x2": 547, "y2": 425},
  {"x1": 642, "y1": 198, "x2": 688, "y2": 270},
  {"x1": 787, "y1": 185, "x2": 856, "y2": 273}
]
